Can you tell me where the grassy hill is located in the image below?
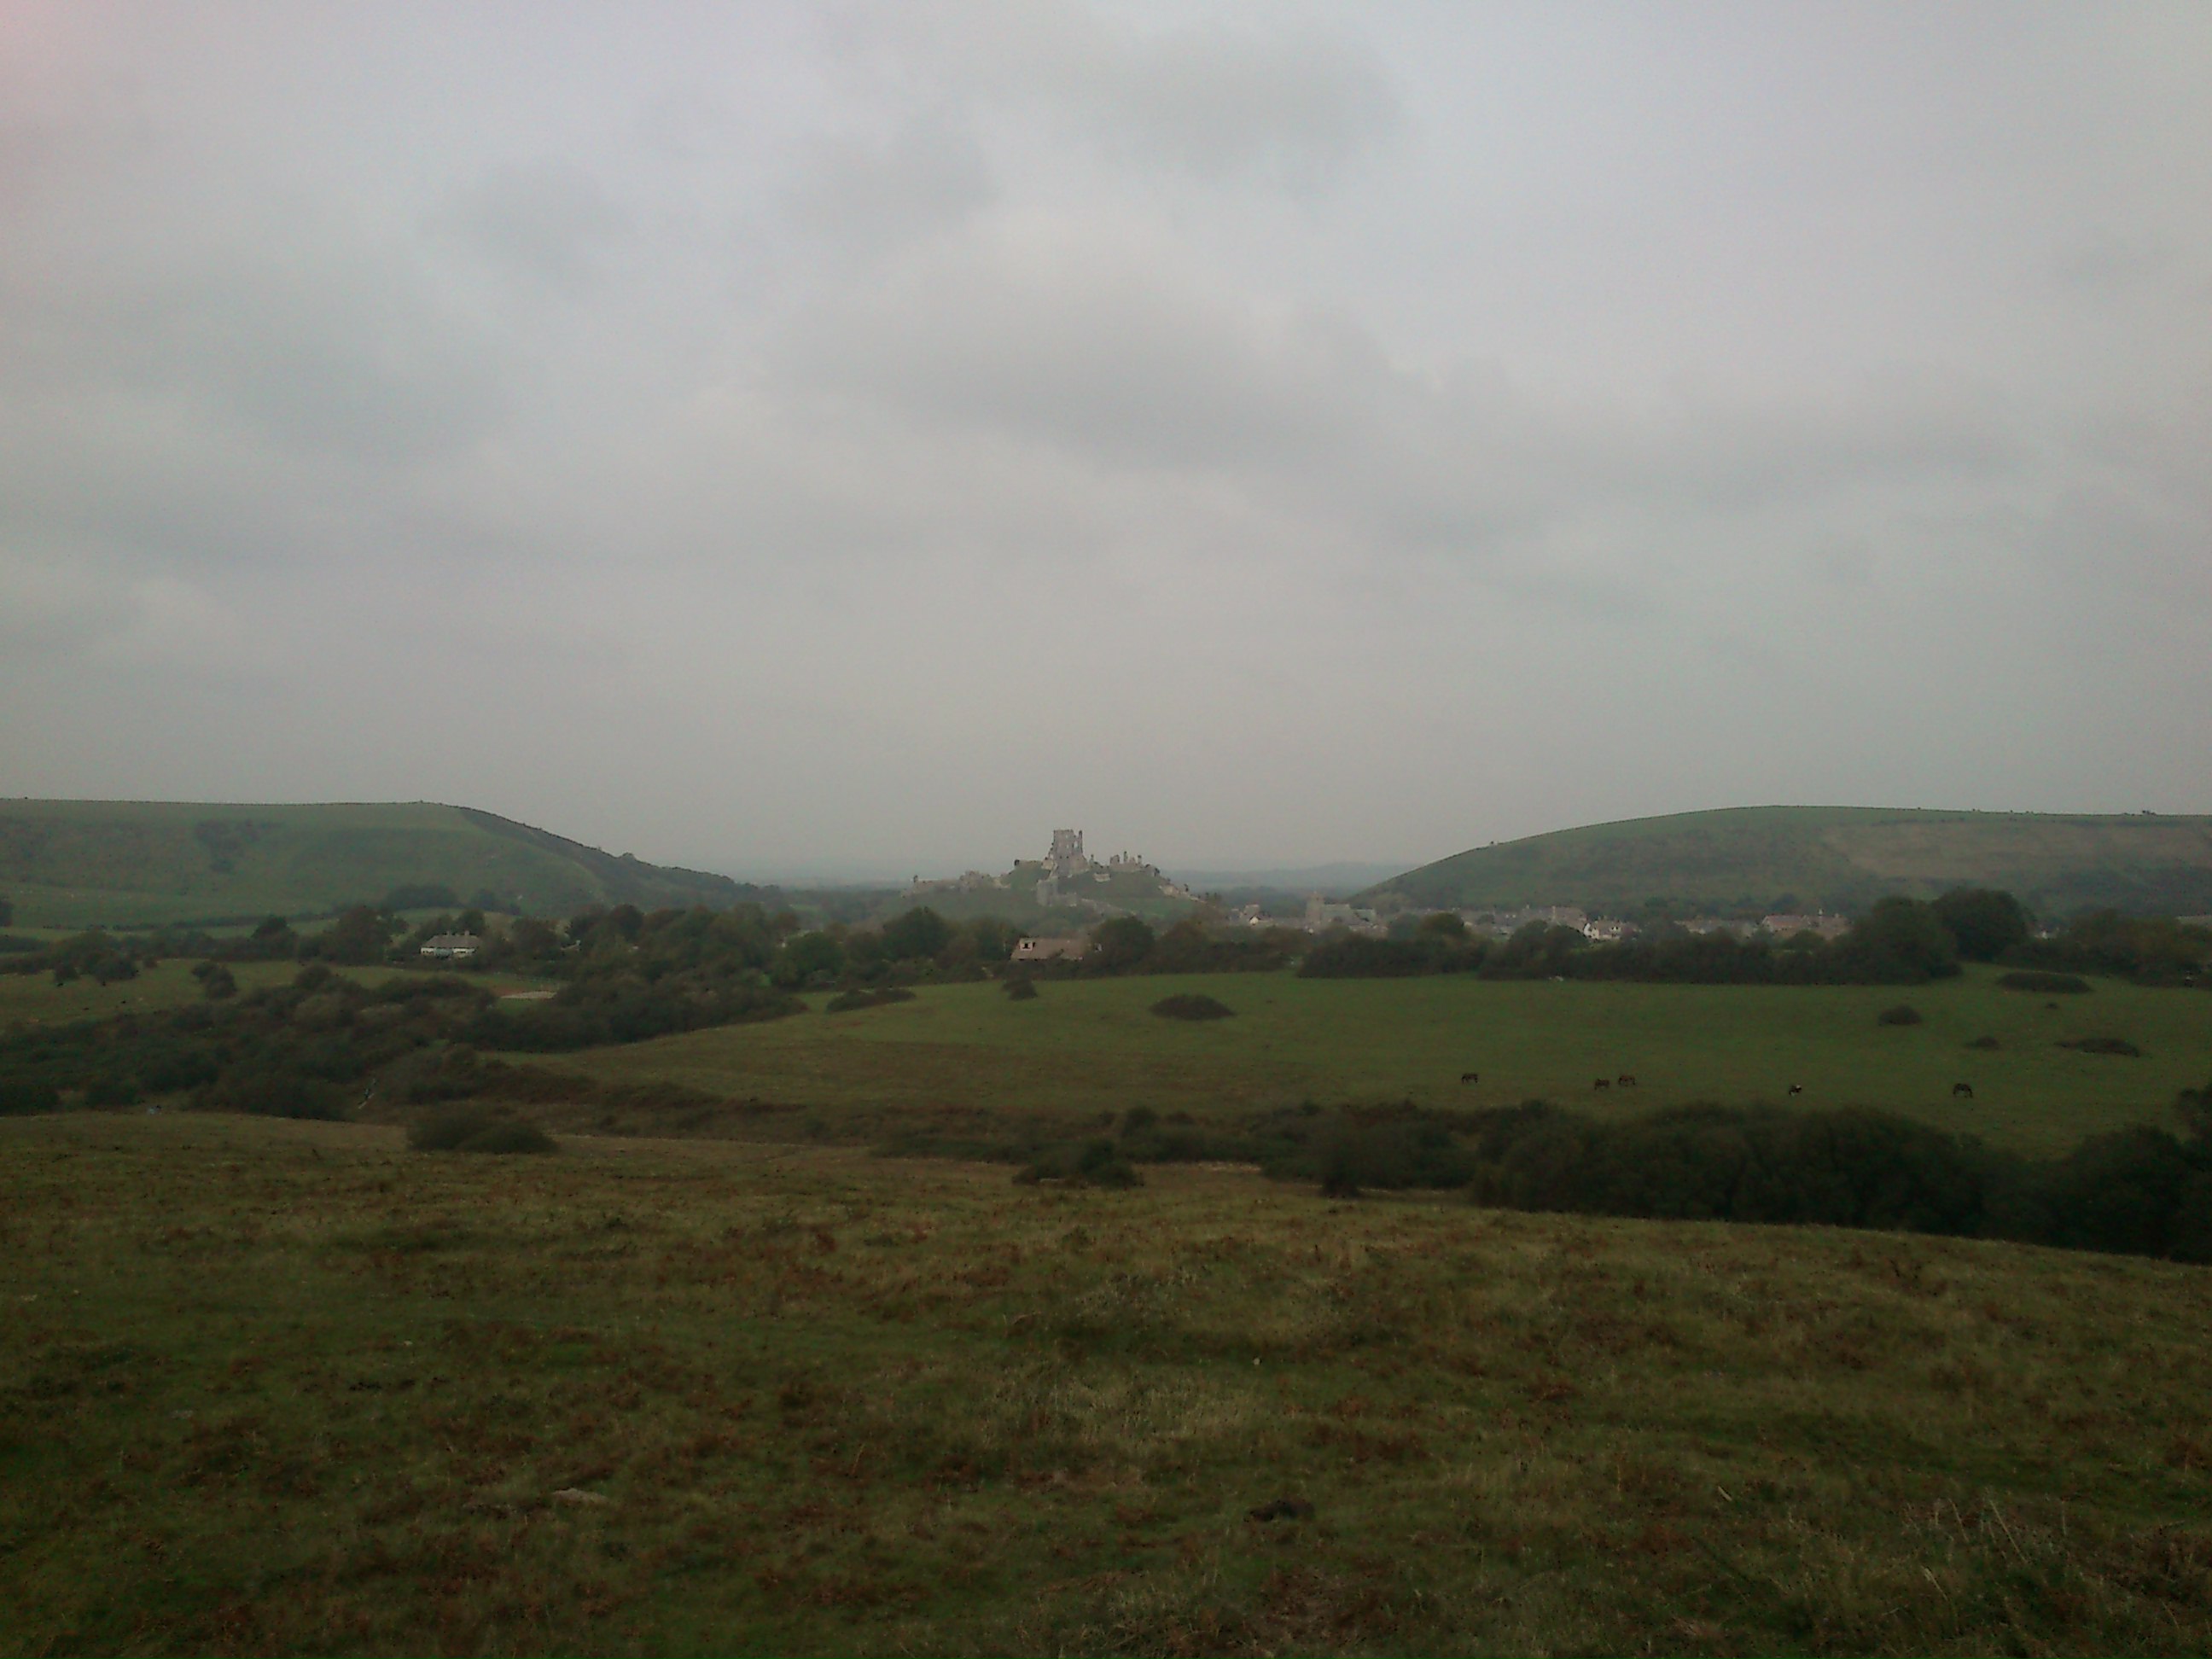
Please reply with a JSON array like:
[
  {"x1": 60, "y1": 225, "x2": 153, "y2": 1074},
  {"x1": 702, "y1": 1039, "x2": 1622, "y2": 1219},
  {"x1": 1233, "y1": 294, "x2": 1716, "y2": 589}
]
[
  {"x1": 1365, "y1": 806, "x2": 2212, "y2": 919},
  {"x1": 0, "y1": 799, "x2": 749, "y2": 928}
]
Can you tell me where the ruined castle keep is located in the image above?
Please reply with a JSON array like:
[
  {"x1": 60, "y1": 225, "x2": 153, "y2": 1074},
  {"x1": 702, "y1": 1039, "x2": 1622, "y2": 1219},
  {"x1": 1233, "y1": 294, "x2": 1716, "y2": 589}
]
[{"x1": 1046, "y1": 829, "x2": 1087, "y2": 878}]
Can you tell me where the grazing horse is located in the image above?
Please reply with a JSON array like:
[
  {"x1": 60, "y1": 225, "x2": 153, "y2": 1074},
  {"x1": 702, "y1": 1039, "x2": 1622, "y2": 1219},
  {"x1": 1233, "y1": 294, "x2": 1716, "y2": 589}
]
[
  {"x1": 1616, "y1": 1074, "x2": 1637, "y2": 1087},
  {"x1": 1952, "y1": 1081, "x2": 1975, "y2": 1098},
  {"x1": 1592, "y1": 1077, "x2": 1610, "y2": 1090},
  {"x1": 1459, "y1": 1071, "x2": 1479, "y2": 1086},
  {"x1": 1787, "y1": 1084, "x2": 1804, "y2": 1097}
]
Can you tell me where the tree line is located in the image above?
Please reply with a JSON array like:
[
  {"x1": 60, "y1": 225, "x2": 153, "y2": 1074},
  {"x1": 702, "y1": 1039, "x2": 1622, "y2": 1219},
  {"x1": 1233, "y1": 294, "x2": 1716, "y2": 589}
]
[{"x1": 1302, "y1": 889, "x2": 2210, "y2": 987}]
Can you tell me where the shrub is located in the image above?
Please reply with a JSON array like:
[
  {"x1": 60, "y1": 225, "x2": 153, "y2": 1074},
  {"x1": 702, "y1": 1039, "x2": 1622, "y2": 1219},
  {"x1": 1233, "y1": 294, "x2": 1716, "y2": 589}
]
[
  {"x1": 1998, "y1": 970, "x2": 2093, "y2": 994},
  {"x1": 1090, "y1": 917, "x2": 1157, "y2": 971},
  {"x1": 1256, "y1": 1105, "x2": 1478, "y2": 1193},
  {"x1": 199, "y1": 964, "x2": 238, "y2": 1000},
  {"x1": 1001, "y1": 976, "x2": 1039, "y2": 1001},
  {"x1": 408, "y1": 1108, "x2": 556, "y2": 1154},
  {"x1": 197, "y1": 1068, "x2": 346, "y2": 1120},
  {"x1": 2059, "y1": 1036, "x2": 2143, "y2": 1057},
  {"x1": 1014, "y1": 1138, "x2": 1142, "y2": 1188},
  {"x1": 1965, "y1": 1035, "x2": 2000, "y2": 1051},
  {"x1": 1151, "y1": 994, "x2": 1234, "y2": 1021},
  {"x1": 0, "y1": 1080, "x2": 60, "y2": 1115},
  {"x1": 1932, "y1": 888, "x2": 2033, "y2": 962},
  {"x1": 824, "y1": 986, "x2": 917, "y2": 1013},
  {"x1": 1876, "y1": 1004, "x2": 1923, "y2": 1026},
  {"x1": 454, "y1": 1121, "x2": 557, "y2": 1155},
  {"x1": 83, "y1": 1074, "x2": 142, "y2": 1108},
  {"x1": 1300, "y1": 936, "x2": 1445, "y2": 978}
]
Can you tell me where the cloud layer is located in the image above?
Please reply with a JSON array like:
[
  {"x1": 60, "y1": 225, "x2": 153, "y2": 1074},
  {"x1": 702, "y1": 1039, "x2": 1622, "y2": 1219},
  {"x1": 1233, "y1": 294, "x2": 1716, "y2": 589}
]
[{"x1": 2, "y1": 3, "x2": 2208, "y2": 876}]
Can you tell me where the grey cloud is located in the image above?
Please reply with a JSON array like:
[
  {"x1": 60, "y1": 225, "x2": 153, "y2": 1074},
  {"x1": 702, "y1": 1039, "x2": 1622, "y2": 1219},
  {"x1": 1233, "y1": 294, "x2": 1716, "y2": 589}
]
[
  {"x1": 784, "y1": 109, "x2": 995, "y2": 256},
  {"x1": 1064, "y1": 17, "x2": 1400, "y2": 181},
  {"x1": 1, "y1": 3, "x2": 2207, "y2": 872},
  {"x1": 844, "y1": 3, "x2": 1400, "y2": 184},
  {"x1": 3, "y1": 248, "x2": 509, "y2": 466},
  {"x1": 438, "y1": 159, "x2": 630, "y2": 285},
  {"x1": 771, "y1": 207, "x2": 2030, "y2": 585}
]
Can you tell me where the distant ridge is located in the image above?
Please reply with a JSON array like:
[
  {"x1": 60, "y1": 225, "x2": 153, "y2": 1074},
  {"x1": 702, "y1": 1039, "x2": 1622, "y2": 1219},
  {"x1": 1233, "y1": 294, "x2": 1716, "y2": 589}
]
[
  {"x1": 1361, "y1": 806, "x2": 2212, "y2": 919},
  {"x1": 0, "y1": 799, "x2": 753, "y2": 928}
]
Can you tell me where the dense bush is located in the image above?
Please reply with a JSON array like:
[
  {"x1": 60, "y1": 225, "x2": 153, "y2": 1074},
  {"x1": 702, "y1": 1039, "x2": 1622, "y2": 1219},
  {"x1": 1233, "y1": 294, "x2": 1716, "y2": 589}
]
[
  {"x1": 1001, "y1": 976, "x2": 1039, "y2": 1001},
  {"x1": 2058, "y1": 1036, "x2": 2142, "y2": 1057},
  {"x1": 469, "y1": 979, "x2": 800, "y2": 1051},
  {"x1": 1014, "y1": 1138, "x2": 1142, "y2": 1188},
  {"x1": 1150, "y1": 994, "x2": 1235, "y2": 1021},
  {"x1": 1454, "y1": 1097, "x2": 2212, "y2": 1264},
  {"x1": 0, "y1": 924, "x2": 803, "y2": 1124},
  {"x1": 824, "y1": 987, "x2": 917, "y2": 1013},
  {"x1": 1465, "y1": 1103, "x2": 1994, "y2": 1234},
  {"x1": 1931, "y1": 888, "x2": 2033, "y2": 962},
  {"x1": 1997, "y1": 970, "x2": 2093, "y2": 994},
  {"x1": 0, "y1": 1080, "x2": 60, "y2": 1115},
  {"x1": 407, "y1": 1108, "x2": 556, "y2": 1154},
  {"x1": 1876, "y1": 1004, "x2": 1923, "y2": 1026},
  {"x1": 2008, "y1": 911, "x2": 2210, "y2": 986},
  {"x1": 1301, "y1": 934, "x2": 1473, "y2": 978}
]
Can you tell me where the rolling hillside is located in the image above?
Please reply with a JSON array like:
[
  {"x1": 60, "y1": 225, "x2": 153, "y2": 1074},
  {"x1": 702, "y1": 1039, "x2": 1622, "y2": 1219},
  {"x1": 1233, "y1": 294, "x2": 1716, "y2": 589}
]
[
  {"x1": 1364, "y1": 806, "x2": 2212, "y2": 918},
  {"x1": 0, "y1": 800, "x2": 751, "y2": 928}
]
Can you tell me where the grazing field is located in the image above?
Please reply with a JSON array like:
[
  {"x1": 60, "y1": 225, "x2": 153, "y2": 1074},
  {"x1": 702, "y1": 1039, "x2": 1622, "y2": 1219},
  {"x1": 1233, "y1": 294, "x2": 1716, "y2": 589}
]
[
  {"x1": 0, "y1": 962, "x2": 557, "y2": 1029},
  {"x1": 550, "y1": 967, "x2": 2212, "y2": 1155},
  {"x1": 3, "y1": 1112, "x2": 2209, "y2": 1656}
]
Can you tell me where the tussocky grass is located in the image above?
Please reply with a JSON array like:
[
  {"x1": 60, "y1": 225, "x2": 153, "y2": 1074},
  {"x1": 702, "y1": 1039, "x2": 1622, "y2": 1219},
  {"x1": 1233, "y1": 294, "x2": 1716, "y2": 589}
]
[{"x1": 3, "y1": 1109, "x2": 2209, "y2": 1656}]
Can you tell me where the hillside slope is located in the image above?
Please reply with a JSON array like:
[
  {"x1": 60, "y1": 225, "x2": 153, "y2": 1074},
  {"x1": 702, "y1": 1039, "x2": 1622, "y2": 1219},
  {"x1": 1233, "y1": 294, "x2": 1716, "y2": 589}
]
[
  {"x1": 1365, "y1": 806, "x2": 2212, "y2": 917},
  {"x1": 0, "y1": 800, "x2": 748, "y2": 927}
]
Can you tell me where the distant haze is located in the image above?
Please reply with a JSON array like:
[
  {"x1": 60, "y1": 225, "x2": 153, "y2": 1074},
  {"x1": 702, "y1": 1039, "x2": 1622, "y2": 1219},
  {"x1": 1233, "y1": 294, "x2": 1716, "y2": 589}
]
[{"x1": 3, "y1": 3, "x2": 2208, "y2": 881}]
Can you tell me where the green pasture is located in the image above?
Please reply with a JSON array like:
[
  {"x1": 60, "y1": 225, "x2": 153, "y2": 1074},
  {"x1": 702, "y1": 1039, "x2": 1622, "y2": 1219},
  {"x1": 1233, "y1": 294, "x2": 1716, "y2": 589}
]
[
  {"x1": 0, "y1": 960, "x2": 306, "y2": 1026},
  {"x1": 3, "y1": 1111, "x2": 2208, "y2": 1655},
  {"x1": 552, "y1": 966, "x2": 2212, "y2": 1155},
  {"x1": 0, "y1": 961, "x2": 556, "y2": 1029}
]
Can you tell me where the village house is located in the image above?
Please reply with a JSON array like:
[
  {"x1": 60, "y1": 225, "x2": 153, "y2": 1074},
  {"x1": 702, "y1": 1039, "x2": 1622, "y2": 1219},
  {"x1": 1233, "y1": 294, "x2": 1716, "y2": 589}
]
[
  {"x1": 1761, "y1": 912, "x2": 1850, "y2": 940},
  {"x1": 1010, "y1": 936, "x2": 1092, "y2": 963},
  {"x1": 1304, "y1": 896, "x2": 1385, "y2": 934},
  {"x1": 420, "y1": 933, "x2": 480, "y2": 959}
]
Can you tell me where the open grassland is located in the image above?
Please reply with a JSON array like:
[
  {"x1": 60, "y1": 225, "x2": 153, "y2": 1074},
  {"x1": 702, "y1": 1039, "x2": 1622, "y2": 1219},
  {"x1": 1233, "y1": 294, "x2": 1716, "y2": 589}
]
[
  {"x1": 551, "y1": 968, "x2": 2212, "y2": 1155},
  {"x1": 3, "y1": 1112, "x2": 2209, "y2": 1656},
  {"x1": 0, "y1": 961, "x2": 317, "y2": 1026},
  {"x1": 0, "y1": 963, "x2": 556, "y2": 1029}
]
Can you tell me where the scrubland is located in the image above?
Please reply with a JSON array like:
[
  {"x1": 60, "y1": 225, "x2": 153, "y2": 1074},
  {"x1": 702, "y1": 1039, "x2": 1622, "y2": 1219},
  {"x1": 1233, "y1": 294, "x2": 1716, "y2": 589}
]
[{"x1": 5, "y1": 1111, "x2": 2210, "y2": 1656}]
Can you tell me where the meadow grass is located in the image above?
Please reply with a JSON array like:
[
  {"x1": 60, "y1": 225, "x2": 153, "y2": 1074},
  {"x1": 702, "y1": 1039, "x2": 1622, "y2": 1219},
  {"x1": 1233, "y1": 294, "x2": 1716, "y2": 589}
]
[
  {"x1": 3, "y1": 1110, "x2": 2209, "y2": 1656},
  {"x1": 0, "y1": 963, "x2": 556, "y2": 1030},
  {"x1": 553, "y1": 966, "x2": 2212, "y2": 1155}
]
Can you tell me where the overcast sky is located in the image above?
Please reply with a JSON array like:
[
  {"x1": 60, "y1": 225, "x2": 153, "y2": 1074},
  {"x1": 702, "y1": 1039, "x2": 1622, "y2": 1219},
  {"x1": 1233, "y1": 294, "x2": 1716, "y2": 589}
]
[{"x1": 3, "y1": 3, "x2": 2207, "y2": 878}]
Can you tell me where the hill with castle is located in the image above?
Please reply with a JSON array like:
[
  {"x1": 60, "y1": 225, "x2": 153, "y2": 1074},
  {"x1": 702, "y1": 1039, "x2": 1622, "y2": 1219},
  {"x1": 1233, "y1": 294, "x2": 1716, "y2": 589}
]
[{"x1": 898, "y1": 829, "x2": 1202, "y2": 929}]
